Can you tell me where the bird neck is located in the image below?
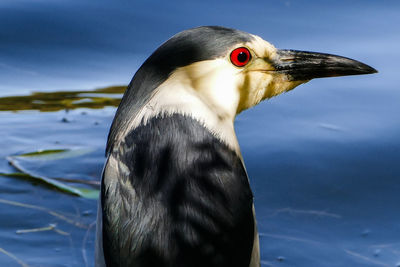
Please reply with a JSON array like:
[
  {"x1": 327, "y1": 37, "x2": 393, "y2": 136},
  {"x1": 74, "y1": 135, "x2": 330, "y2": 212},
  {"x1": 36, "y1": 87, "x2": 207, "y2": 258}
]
[{"x1": 122, "y1": 79, "x2": 242, "y2": 157}]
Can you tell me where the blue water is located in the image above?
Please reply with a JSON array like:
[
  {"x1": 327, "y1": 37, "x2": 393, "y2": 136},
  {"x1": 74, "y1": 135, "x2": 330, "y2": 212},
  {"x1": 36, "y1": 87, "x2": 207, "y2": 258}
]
[{"x1": 1, "y1": 0, "x2": 399, "y2": 266}]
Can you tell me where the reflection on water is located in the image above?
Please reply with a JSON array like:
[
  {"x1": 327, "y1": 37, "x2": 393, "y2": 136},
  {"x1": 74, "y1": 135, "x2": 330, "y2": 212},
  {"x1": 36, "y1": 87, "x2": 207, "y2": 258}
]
[
  {"x1": 0, "y1": 102, "x2": 113, "y2": 267},
  {"x1": 0, "y1": 86, "x2": 125, "y2": 112}
]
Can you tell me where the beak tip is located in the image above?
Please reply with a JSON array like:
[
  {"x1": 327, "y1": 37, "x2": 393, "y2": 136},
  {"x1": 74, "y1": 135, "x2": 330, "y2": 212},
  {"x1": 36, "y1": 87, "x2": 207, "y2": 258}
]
[
  {"x1": 359, "y1": 62, "x2": 378, "y2": 75},
  {"x1": 370, "y1": 67, "x2": 378, "y2": 74}
]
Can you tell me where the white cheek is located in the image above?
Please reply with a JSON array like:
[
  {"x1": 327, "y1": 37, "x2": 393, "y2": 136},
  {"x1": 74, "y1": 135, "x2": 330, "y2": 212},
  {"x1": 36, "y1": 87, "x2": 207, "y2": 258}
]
[
  {"x1": 252, "y1": 73, "x2": 273, "y2": 102},
  {"x1": 265, "y1": 75, "x2": 305, "y2": 98},
  {"x1": 238, "y1": 71, "x2": 274, "y2": 111},
  {"x1": 199, "y1": 66, "x2": 240, "y2": 117}
]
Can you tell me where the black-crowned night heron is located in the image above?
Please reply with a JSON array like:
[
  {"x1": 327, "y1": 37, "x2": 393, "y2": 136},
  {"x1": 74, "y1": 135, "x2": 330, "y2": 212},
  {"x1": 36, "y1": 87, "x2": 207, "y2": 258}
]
[{"x1": 95, "y1": 26, "x2": 376, "y2": 267}]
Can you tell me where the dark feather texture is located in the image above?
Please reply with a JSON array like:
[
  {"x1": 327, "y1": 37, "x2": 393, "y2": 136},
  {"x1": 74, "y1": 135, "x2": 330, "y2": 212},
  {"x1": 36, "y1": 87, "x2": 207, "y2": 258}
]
[{"x1": 102, "y1": 114, "x2": 254, "y2": 267}]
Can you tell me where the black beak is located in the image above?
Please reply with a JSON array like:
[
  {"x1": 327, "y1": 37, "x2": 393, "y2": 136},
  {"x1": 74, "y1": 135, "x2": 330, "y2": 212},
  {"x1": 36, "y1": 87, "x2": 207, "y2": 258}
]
[{"x1": 274, "y1": 49, "x2": 377, "y2": 81}]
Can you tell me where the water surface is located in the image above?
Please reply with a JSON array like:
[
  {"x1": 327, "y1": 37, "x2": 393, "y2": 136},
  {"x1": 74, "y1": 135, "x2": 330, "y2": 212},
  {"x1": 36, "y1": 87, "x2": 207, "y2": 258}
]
[{"x1": 1, "y1": 1, "x2": 399, "y2": 266}]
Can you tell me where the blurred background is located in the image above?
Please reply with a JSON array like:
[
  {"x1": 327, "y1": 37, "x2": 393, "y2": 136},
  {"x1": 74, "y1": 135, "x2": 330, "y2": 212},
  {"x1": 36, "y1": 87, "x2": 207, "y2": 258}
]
[{"x1": 0, "y1": 0, "x2": 399, "y2": 266}]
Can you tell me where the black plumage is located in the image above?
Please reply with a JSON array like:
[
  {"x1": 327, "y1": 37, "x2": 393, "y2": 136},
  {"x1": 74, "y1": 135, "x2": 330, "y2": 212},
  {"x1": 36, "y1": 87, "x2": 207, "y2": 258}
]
[{"x1": 102, "y1": 114, "x2": 254, "y2": 267}]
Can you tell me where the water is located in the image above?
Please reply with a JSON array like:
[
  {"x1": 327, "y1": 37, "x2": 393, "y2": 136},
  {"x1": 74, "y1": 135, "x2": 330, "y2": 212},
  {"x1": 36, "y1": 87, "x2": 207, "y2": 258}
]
[{"x1": 1, "y1": 0, "x2": 399, "y2": 266}]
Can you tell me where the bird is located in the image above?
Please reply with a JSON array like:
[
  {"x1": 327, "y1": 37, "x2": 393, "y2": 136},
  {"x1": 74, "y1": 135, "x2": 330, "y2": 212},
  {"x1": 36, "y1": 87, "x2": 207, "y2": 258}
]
[{"x1": 95, "y1": 26, "x2": 376, "y2": 267}]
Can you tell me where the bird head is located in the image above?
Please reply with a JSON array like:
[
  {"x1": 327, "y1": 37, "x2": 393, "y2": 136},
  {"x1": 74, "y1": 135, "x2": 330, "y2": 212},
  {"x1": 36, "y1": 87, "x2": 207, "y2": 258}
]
[
  {"x1": 107, "y1": 26, "x2": 376, "y2": 155},
  {"x1": 156, "y1": 27, "x2": 376, "y2": 115}
]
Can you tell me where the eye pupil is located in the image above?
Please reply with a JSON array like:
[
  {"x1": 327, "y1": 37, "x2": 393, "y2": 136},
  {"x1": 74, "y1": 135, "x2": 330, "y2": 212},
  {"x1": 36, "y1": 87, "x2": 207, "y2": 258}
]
[
  {"x1": 237, "y1": 52, "x2": 248, "y2": 62},
  {"x1": 230, "y1": 47, "x2": 251, "y2": 67}
]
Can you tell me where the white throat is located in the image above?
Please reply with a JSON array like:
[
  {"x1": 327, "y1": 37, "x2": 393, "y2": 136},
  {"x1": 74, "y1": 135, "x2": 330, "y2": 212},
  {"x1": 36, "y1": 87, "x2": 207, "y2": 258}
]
[{"x1": 124, "y1": 59, "x2": 243, "y2": 156}]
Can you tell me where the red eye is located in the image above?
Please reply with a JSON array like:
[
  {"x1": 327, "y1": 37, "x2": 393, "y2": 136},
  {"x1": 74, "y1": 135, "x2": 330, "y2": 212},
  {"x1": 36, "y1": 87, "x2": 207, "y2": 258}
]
[{"x1": 230, "y1": 47, "x2": 251, "y2": 67}]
